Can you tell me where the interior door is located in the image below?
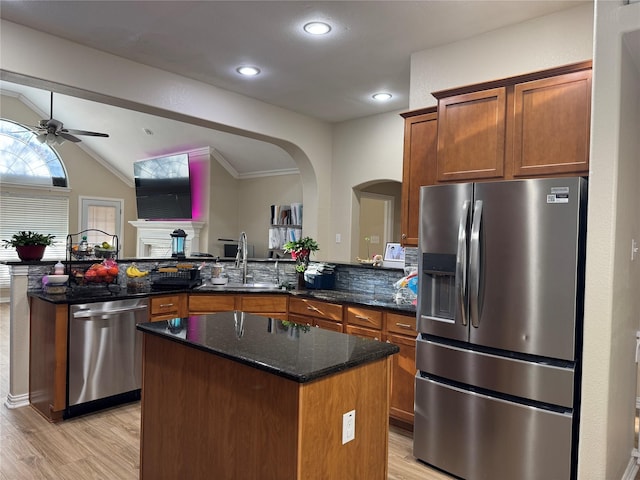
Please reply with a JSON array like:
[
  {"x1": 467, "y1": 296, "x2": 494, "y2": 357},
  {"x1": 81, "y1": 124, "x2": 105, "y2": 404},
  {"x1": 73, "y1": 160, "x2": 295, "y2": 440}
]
[{"x1": 470, "y1": 177, "x2": 585, "y2": 360}]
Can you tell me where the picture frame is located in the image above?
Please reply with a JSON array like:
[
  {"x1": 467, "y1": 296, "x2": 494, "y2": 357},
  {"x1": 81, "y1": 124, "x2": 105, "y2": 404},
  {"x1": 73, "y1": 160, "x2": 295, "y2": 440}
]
[{"x1": 383, "y1": 242, "x2": 405, "y2": 262}]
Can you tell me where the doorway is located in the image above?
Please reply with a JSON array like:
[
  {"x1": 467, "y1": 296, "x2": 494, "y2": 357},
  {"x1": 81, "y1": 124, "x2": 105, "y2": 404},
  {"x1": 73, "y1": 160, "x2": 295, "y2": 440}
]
[{"x1": 355, "y1": 181, "x2": 402, "y2": 260}]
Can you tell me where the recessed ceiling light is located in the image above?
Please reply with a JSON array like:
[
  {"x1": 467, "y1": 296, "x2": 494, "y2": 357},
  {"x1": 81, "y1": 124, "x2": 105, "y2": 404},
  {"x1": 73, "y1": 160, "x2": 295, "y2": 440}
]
[
  {"x1": 236, "y1": 66, "x2": 261, "y2": 76},
  {"x1": 304, "y1": 22, "x2": 331, "y2": 35},
  {"x1": 372, "y1": 92, "x2": 393, "y2": 101}
]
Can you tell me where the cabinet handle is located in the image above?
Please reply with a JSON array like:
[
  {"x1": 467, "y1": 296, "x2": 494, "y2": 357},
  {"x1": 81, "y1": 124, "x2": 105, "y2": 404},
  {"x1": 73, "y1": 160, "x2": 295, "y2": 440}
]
[
  {"x1": 395, "y1": 322, "x2": 412, "y2": 329},
  {"x1": 160, "y1": 303, "x2": 175, "y2": 308},
  {"x1": 306, "y1": 305, "x2": 320, "y2": 313},
  {"x1": 355, "y1": 314, "x2": 371, "y2": 321},
  {"x1": 401, "y1": 233, "x2": 407, "y2": 240}
]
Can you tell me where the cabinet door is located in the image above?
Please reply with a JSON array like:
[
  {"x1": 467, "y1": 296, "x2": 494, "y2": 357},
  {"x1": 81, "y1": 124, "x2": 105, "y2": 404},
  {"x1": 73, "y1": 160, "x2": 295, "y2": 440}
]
[
  {"x1": 386, "y1": 332, "x2": 416, "y2": 426},
  {"x1": 512, "y1": 70, "x2": 591, "y2": 177},
  {"x1": 188, "y1": 294, "x2": 236, "y2": 314},
  {"x1": 150, "y1": 294, "x2": 187, "y2": 321},
  {"x1": 345, "y1": 324, "x2": 382, "y2": 341},
  {"x1": 437, "y1": 87, "x2": 506, "y2": 182},
  {"x1": 400, "y1": 108, "x2": 437, "y2": 246},
  {"x1": 239, "y1": 295, "x2": 288, "y2": 314}
]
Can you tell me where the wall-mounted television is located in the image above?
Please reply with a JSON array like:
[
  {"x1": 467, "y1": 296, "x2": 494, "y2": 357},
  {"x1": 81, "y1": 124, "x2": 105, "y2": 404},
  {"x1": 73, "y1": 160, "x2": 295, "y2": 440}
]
[{"x1": 134, "y1": 153, "x2": 193, "y2": 220}]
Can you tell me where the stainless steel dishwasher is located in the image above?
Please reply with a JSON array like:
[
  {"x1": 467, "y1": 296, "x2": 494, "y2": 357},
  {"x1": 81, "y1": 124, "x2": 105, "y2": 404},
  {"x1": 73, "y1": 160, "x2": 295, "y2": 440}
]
[{"x1": 67, "y1": 298, "x2": 149, "y2": 417}]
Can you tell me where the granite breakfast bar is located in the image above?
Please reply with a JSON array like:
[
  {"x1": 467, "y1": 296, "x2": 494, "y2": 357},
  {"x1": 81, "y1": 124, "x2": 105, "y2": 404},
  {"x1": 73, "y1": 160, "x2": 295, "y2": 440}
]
[{"x1": 137, "y1": 312, "x2": 399, "y2": 480}]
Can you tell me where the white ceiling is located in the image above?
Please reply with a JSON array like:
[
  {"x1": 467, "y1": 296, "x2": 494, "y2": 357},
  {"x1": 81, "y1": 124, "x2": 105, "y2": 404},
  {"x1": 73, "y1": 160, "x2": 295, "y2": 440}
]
[{"x1": 0, "y1": 0, "x2": 589, "y2": 181}]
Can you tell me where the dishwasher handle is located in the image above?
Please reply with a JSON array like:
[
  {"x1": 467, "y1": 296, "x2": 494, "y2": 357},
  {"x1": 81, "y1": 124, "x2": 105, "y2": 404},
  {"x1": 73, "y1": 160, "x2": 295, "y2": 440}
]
[{"x1": 73, "y1": 304, "x2": 148, "y2": 319}]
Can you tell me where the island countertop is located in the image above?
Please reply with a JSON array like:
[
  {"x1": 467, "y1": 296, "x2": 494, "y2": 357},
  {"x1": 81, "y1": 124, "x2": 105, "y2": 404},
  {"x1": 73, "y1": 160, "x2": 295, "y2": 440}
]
[{"x1": 137, "y1": 312, "x2": 399, "y2": 383}]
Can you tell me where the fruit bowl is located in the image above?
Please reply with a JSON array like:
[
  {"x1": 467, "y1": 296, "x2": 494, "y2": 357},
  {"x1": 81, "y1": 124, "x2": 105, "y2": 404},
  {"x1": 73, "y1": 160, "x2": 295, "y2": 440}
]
[{"x1": 94, "y1": 246, "x2": 118, "y2": 258}]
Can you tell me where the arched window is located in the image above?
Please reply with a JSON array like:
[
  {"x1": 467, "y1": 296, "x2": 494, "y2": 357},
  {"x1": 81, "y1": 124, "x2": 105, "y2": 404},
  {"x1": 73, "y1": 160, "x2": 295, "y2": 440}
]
[
  {"x1": 0, "y1": 118, "x2": 69, "y2": 288},
  {"x1": 0, "y1": 118, "x2": 68, "y2": 187}
]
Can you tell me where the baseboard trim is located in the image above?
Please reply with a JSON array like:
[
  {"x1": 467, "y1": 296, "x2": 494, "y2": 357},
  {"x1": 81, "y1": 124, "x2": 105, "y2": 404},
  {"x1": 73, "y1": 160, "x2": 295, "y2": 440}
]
[{"x1": 4, "y1": 392, "x2": 29, "y2": 409}]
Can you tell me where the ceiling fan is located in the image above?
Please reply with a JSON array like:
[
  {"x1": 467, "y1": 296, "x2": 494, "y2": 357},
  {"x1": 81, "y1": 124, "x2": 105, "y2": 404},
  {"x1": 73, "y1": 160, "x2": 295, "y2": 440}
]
[{"x1": 31, "y1": 92, "x2": 109, "y2": 145}]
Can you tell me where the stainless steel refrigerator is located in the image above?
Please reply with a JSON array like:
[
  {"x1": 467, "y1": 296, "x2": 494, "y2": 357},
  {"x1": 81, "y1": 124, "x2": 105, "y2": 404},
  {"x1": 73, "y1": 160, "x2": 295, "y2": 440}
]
[{"x1": 413, "y1": 177, "x2": 587, "y2": 480}]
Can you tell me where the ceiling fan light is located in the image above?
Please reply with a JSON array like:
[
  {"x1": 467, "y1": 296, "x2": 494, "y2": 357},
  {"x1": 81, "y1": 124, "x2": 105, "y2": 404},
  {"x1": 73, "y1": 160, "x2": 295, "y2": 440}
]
[
  {"x1": 35, "y1": 133, "x2": 46, "y2": 144},
  {"x1": 46, "y1": 132, "x2": 57, "y2": 145},
  {"x1": 55, "y1": 136, "x2": 65, "y2": 145}
]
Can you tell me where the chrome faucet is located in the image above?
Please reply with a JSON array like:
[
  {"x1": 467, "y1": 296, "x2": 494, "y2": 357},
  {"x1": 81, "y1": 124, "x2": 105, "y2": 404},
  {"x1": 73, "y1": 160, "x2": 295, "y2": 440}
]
[{"x1": 234, "y1": 231, "x2": 248, "y2": 284}]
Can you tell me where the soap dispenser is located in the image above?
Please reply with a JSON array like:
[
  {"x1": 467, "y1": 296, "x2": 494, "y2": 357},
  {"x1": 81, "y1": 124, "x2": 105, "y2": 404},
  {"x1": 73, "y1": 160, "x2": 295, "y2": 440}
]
[{"x1": 54, "y1": 261, "x2": 65, "y2": 275}]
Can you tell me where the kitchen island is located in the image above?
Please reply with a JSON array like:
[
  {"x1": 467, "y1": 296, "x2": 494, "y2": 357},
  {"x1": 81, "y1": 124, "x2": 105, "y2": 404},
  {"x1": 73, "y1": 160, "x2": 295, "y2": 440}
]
[{"x1": 137, "y1": 312, "x2": 398, "y2": 479}]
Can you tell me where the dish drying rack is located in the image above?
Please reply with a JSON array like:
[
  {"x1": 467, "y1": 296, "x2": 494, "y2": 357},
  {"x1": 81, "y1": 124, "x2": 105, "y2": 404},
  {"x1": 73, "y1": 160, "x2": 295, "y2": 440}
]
[{"x1": 150, "y1": 263, "x2": 202, "y2": 290}]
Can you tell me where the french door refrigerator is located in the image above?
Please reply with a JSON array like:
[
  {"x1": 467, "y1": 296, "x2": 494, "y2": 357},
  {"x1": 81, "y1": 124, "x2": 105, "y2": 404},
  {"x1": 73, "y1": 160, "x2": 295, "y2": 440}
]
[{"x1": 413, "y1": 177, "x2": 587, "y2": 480}]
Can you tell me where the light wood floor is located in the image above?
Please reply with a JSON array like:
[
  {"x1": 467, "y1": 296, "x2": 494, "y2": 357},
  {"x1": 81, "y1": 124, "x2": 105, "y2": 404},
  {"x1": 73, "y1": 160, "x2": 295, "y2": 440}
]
[{"x1": 0, "y1": 302, "x2": 453, "y2": 479}]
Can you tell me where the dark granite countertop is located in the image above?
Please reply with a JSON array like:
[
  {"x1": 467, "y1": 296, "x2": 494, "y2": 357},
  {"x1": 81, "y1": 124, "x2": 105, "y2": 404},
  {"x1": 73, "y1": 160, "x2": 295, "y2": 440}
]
[
  {"x1": 28, "y1": 285, "x2": 416, "y2": 314},
  {"x1": 137, "y1": 312, "x2": 399, "y2": 383}
]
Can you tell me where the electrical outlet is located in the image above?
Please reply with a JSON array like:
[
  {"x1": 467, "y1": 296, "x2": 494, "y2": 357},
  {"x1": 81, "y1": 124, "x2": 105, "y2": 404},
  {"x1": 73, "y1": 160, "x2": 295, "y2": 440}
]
[
  {"x1": 335, "y1": 233, "x2": 341, "y2": 243},
  {"x1": 342, "y1": 410, "x2": 355, "y2": 444}
]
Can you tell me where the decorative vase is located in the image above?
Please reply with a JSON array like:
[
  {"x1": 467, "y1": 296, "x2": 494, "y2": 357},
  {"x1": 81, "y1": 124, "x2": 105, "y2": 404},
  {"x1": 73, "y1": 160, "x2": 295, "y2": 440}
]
[{"x1": 16, "y1": 245, "x2": 46, "y2": 261}]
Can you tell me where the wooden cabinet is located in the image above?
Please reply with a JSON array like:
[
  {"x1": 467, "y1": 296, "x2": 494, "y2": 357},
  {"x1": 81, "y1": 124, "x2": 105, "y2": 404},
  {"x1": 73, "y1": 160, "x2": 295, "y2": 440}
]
[
  {"x1": 430, "y1": 61, "x2": 591, "y2": 185},
  {"x1": 384, "y1": 312, "x2": 418, "y2": 428},
  {"x1": 345, "y1": 324, "x2": 382, "y2": 341},
  {"x1": 400, "y1": 107, "x2": 437, "y2": 246},
  {"x1": 29, "y1": 297, "x2": 69, "y2": 422},
  {"x1": 189, "y1": 294, "x2": 236, "y2": 314},
  {"x1": 149, "y1": 293, "x2": 187, "y2": 322},
  {"x1": 289, "y1": 297, "x2": 343, "y2": 332},
  {"x1": 512, "y1": 69, "x2": 591, "y2": 178},
  {"x1": 189, "y1": 293, "x2": 288, "y2": 320},
  {"x1": 436, "y1": 87, "x2": 506, "y2": 182},
  {"x1": 238, "y1": 294, "x2": 288, "y2": 321},
  {"x1": 346, "y1": 305, "x2": 383, "y2": 330}
]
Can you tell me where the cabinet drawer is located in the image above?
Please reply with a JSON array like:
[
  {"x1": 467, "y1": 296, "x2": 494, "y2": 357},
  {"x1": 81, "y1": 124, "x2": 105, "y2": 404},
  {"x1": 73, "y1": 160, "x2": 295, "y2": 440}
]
[
  {"x1": 189, "y1": 294, "x2": 236, "y2": 314},
  {"x1": 314, "y1": 318, "x2": 343, "y2": 333},
  {"x1": 239, "y1": 295, "x2": 287, "y2": 313},
  {"x1": 289, "y1": 297, "x2": 342, "y2": 322},
  {"x1": 346, "y1": 306, "x2": 382, "y2": 330},
  {"x1": 386, "y1": 312, "x2": 417, "y2": 336},
  {"x1": 345, "y1": 324, "x2": 382, "y2": 341},
  {"x1": 150, "y1": 294, "x2": 185, "y2": 317}
]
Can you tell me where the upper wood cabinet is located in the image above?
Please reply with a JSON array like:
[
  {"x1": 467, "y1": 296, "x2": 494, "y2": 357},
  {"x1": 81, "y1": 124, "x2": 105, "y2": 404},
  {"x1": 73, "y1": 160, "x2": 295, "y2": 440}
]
[
  {"x1": 400, "y1": 107, "x2": 437, "y2": 246},
  {"x1": 512, "y1": 69, "x2": 591, "y2": 177},
  {"x1": 435, "y1": 87, "x2": 506, "y2": 182},
  {"x1": 431, "y1": 61, "x2": 592, "y2": 184}
]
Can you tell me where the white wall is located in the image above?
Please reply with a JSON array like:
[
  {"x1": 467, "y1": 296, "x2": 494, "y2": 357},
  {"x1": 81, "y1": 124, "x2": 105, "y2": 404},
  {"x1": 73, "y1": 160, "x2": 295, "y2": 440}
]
[
  {"x1": 580, "y1": 1, "x2": 640, "y2": 478},
  {"x1": 330, "y1": 110, "x2": 405, "y2": 260}
]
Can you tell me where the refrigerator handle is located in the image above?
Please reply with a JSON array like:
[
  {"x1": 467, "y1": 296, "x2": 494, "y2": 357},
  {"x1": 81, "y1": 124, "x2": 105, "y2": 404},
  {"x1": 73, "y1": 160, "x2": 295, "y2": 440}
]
[
  {"x1": 455, "y1": 200, "x2": 471, "y2": 326},
  {"x1": 469, "y1": 200, "x2": 483, "y2": 328}
]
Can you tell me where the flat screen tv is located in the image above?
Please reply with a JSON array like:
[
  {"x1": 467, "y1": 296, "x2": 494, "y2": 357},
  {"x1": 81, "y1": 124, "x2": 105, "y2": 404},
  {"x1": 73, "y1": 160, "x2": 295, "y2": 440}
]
[{"x1": 134, "y1": 153, "x2": 193, "y2": 220}]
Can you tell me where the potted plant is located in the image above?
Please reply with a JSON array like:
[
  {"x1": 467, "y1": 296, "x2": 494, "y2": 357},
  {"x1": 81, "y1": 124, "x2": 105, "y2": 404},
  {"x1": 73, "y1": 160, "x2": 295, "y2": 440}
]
[
  {"x1": 283, "y1": 236, "x2": 319, "y2": 273},
  {"x1": 2, "y1": 230, "x2": 56, "y2": 261}
]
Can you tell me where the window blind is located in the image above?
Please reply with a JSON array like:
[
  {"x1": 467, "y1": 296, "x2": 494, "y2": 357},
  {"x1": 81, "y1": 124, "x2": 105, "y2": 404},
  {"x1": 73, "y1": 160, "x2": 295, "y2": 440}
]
[{"x1": 0, "y1": 192, "x2": 69, "y2": 288}]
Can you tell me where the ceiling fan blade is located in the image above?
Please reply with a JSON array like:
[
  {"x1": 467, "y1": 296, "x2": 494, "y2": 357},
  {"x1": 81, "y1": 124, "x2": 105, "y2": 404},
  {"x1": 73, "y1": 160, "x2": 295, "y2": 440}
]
[
  {"x1": 58, "y1": 132, "x2": 82, "y2": 143},
  {"x1": 62, "y1": 128, "x2": 109, "y2": 138}
]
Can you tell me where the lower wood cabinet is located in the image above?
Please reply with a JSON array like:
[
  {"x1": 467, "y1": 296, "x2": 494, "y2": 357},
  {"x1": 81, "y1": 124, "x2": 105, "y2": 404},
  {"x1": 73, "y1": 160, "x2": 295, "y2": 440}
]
[
  {"x1": 288, "y1": 297, "x2": 343, "y2": 332},
  {"x1": 189, "y1": 293, "x2": 288, "y2": 320},
  {"x1": 150, "y1": 293, "x2": 187, "y2": 321},
  {"x1": 384, "y1": 311, "x2": 418, "y2": 429}
]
